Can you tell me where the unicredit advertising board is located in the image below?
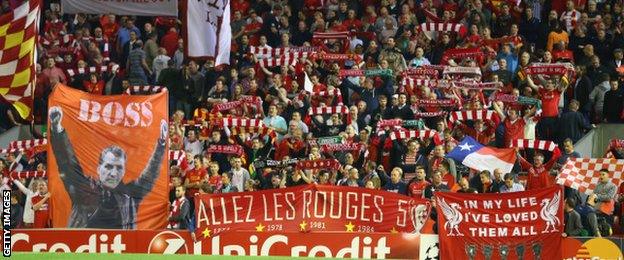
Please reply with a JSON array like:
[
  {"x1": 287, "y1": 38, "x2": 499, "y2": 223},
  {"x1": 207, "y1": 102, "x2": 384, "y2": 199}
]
[{"x1": 10, "y1": 230, "x2": 422, "y2": 258}]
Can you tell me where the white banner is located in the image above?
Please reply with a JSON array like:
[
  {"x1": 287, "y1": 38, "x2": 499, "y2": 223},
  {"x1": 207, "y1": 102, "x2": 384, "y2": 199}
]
[
  {"x1": 186, "y1": 0, "x2": 231, "y2": 65},
  {"x1": 61, "y1": 0, "x2": 178, "y2": 17}
]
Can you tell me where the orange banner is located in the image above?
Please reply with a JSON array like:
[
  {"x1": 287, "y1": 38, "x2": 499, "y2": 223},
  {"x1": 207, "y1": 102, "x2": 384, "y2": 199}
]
[{"x1": 47, "y1": 84, "x2": 169, "y2": 229}]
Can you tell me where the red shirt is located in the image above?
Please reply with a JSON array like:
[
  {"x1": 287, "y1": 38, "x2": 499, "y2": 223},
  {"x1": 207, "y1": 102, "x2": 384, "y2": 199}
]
[
  {"x1": 503, "y1": 118, "x2": 526, "y2": 147},
  {"x1": 519, "y1": 148, "x2": 561, "y2": 190},
  {"x1": 442, "y1": 172, "x2": 456, "y2": 190},
  {"x1": 31, "y1": 195, "x2": 50, "y2": 228},
  {"x1": 232, "y1": 0, "x2": 250, "y2": 15},
  {"x1": 186, "y1": 168, "x2": 207, "y2": 196},
  {"x1": 209, "y1": 174, "x2": 222, "y2": 190},
  {"x1": 160, "y1": 31, "x2": 180, "y2": 57},
  {"x1": 408, "y1": 180, "x2": 430, "y2": 198},
  {"x1": 84, "y1": 80, "x2": 104, "y2": 95},
  {"x1": 538, "y1": 88, "x2": 562, "y2": 117}
]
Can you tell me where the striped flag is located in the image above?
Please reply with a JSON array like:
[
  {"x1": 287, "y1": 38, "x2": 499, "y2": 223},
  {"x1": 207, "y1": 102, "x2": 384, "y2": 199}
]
[
  {"x1": 557, "y1": 158, "x2": 624, "y2": 195},
  {"x1": 0, "y1": 0, "x2": 41, "y2": 119}
]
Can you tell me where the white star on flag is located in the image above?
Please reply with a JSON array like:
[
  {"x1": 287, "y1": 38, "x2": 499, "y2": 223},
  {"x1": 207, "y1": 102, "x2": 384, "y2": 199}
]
[{"x1": 459, "y1": 143, "x2": 474, "y2": 151}]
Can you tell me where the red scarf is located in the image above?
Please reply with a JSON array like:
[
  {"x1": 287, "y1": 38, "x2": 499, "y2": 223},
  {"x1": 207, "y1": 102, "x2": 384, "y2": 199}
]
[
  {"x1": 169, "y1": 197, "x2": 187, "y2": 228},
  {"x1": 295, "y1": 159, "x2": 341, "y2": 170}
]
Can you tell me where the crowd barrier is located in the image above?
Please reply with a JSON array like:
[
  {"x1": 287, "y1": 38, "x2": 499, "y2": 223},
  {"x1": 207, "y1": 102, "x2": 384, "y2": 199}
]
[{"x1": 9, "y1": 229, "x2": 623, "y2": 259}]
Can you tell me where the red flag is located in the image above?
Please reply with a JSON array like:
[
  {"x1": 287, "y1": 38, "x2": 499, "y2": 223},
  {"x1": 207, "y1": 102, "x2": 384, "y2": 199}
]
[{"x1": 435, "y1": 186, "x2": 563, "y2": 260}]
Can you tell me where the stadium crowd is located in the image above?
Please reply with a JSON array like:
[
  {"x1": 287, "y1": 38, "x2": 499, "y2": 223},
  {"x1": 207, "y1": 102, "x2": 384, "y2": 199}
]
[{"x1": 0, "y1": 0, "x2": 623, "y2": 238}]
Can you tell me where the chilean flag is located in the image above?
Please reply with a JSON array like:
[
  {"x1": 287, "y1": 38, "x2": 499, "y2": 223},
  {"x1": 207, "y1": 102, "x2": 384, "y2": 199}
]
[{"x1": 447, "y1": 136, "x2": 517, "y2": 173}]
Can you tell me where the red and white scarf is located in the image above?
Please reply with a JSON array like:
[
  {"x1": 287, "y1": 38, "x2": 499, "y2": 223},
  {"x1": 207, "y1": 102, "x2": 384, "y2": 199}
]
[
  {"x1": 414, "y1": 99, "x2": 458, "y2": 108},
  {"x1": 441, "y1": 48, "x2": 486, "y2": 65},
  {"x1": 228, "y1": 126, "x2": 277, "y2": 141},
  {"x1": 418, "y1": 22, "x2": 467, "y2": 39},
  {"x1": 452, "y1": 81, "x2": 502, "y2": 90},
  {"x1": 212, "y1": 100, "x2": 245, "y2": 112},
  {"x1": 401, "y1": 67, "x2": 439, "y2": 78},
  {"x1": 249, "y1": 46, "x2": 319, "y2": 57},
  {"x1": 206, "y1": 145, "x2": 244, "y2": 156},
  {"x1": 312, "y1": 31, "x2": 350, "y2": 40},
  {"x1": 258, "y1": 52, "x2": 308, "y2": 67},
  {"x1": 220, "y1": 117, "x2": 265, "y2": 128},
  {"x1": 9, "y1": 139, "x2": 47, "y2": 149},
  {"x1": 509, "y1": 139, "x2": 558, "y2": 152},
  {"x1": 295, "y1": 159, "x2": 341, "y2": 170},
  {"x1": 125, "y1": 85, "x2": 166, "y2": 95},
  {"x1": 442, "y1": 66, "x2": 482, "y2": 76},
  {"x1": 524, "y1": 63, "x2": 575, "y2": 78},
  {"x1": 320, "y1": 142, "x2": 363, "y2": 152},
  {"x1": 414, "y1": 111, "x2": 447, "y2": 118},
  {"x1": 66, "y1": 64, "x2": 120, "y2": 77},
  {"x1": 448, "y1": 110, "x2": 500, "y2": 124},
  {"x1": 312, "y1": 53, "x2": 363, "y2": 62},
  {"x1": 389, "y1": 130, "x2": 441, "y2": 142},
  {"x1": 401, "y1": 77, "x2": 435, "y2": 88},
  {"x1": 308, "y1": 105, "x2": 349, "y2": 115},
  {"x1": 8, "y1": 170, "x2": 47, "y2": 179},
  {"x1": 168, "y1": 197, "x2": 187, "y2": 228}
]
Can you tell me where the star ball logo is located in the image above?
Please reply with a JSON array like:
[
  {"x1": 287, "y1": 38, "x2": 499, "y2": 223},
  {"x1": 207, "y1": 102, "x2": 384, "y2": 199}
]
[{"x1": 147, "y1": 231, "x2": 188, "y2": 254}]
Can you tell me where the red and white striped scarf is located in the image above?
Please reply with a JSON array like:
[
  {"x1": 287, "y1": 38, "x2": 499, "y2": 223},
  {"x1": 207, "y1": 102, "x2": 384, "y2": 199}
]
[
  {"x1": 206, "y1": 145, "x2": 244, "y2": 156},
  {"x1": 448, "y1": 110, "x2": 499, "y2": 124},
  {"x1": 414, "y1": 111, "x2": 447, "y2": 118},
  {"x1": 442, "y1": 66, "x2": 482, "y2": 76},
  {"x1": 9, "y1": 139, "x2": 47, "y2": 149},
  {"x1": 452, "y1": 81, "x2": 502, "y2": 90},
  {"x1": 258, "y1": 52, "x2": 307, "y2": 67},
  {"x1": 390, "y1": 130, "x2": 441, "y2": 142},
  {"x1": 313, "y1": 89, "x2": 343, "y2": 105},
  {"x1": 66, "y1": 64, "x2": 120, "y2": 77},
  {"x1": 561, "y1": 10, "x2": 580, "y2": 32},
  {"x1": 418, "y1": 22, "x2": 467, "y2": 39},
  {"x1": 308, "y1": 105, "x2": 349, "y2": 115},
  {"x1": 8, "y1": 170, "x2": 46, "y2": 179},
  {"x1": 249, "y1": 46, "x2": 319, "y2": 57},
  {"x1": 0, "y1": 148, "x2": 21, "y2": 154},
  {"x1": 168, "y1": 197, "x2": 186, "y2": 228},
  {"x1": 295, "y1": 158, "x2": 341, "y2": 170},
  {"x1": 169, "y1": 150, "x2": 186, "y2": 162},
  {"x1": 220, "y1": 117, "x2": 265, "y2": 128},
  {"x1": 228, "y1": 126, "x2": 277, "y2": 141},
  {"x1": 312, "y1": 31, "x2": 350, "y2": 40},
  {"x1": 321, "y1": 142, "x2": 363, "y2": 152},
  {"x1": 401, "y1": 77, "x2": 436, "y2": 88},
  {"x1": 401, "y1": 67, "x2": 439, "y2": 78},
  {"x1": 509, "y1": 139, "x2": 558, "y2": 152},
  {"x1": 41, "y1": 33, "x2": 75, "y2": 47},
  {"x1": 375, "y1": 119, "x2": 404, "y2": 135},
  {"x1": 414, "y1": 99, "x2": 458, "y2": 108},
  {"x1": 125, "y1": 85, "x2": 166, "y2": 95}
]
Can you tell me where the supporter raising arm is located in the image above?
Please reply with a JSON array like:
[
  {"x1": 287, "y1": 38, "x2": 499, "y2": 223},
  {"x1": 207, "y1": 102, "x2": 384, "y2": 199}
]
[{"x1": 517, "y1": 147, "x2": 562, "y2": 191}]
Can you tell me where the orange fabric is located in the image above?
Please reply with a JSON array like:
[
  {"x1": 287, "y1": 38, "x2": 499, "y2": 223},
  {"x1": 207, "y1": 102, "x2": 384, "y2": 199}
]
[{"x1": 47, "y1": 84, "x2": 169, "y2": 229}]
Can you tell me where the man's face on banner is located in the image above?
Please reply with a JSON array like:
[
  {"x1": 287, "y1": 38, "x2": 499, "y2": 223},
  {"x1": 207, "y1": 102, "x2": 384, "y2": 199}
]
[{"x1": 98, "y1": 151, "x2": 126, "y2": 189}]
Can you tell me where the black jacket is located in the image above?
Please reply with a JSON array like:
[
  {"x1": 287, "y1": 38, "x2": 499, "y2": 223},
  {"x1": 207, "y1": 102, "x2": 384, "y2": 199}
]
[{"x1": 603, "y1": 89, "x2": 624, "y2": 123}]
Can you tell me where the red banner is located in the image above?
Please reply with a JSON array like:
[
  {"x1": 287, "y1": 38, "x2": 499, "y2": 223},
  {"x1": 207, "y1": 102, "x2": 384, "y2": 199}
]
[
  {"x1": 435, "y1": 186, "x2": 563, "y2": 260},
  {"x1": 194, "y1": 184, "x2": 430, "y2": 238},
  {"x1": 47, "y1": 84, "x2": 169, "y2": 229},
  {"x1": 10, "y1": 229, "x2": 422, "y2": 258}
]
